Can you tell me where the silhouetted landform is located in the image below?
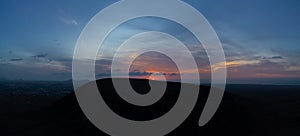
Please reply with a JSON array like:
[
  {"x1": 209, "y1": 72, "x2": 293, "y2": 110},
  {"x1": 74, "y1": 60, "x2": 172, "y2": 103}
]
[
  {"x1": 0, "y1": 78, "x2": 300, "y2": 136},
  {"x1": 0, "y1": 80, "x2": 73, "y2": 113}
]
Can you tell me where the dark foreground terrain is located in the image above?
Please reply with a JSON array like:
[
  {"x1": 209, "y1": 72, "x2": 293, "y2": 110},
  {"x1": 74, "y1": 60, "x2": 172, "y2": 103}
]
[{"x1": 0, "y1": 78, "x2": 300, "y2": 136}]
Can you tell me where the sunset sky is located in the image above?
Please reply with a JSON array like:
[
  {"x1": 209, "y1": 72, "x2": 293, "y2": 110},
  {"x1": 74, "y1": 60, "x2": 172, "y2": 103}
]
[{"x1": 0, "y1": 0, "x2": 299, "y2": 84}]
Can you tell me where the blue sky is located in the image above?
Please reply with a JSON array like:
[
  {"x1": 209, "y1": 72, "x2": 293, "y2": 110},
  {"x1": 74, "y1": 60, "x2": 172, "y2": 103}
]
[{"x1": 0, "y1": 0, "x2": 299, "y2": 84}]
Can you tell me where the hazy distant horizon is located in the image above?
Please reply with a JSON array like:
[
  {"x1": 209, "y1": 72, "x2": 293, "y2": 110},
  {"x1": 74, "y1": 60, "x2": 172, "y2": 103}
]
[{"x1": 1, "y1": 77, "x2": 300, "y2": 86}]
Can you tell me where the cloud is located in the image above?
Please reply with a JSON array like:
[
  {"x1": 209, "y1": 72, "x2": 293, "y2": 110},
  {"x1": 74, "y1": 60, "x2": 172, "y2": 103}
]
[
  {"x1": 96, "y1": 70, "x2": 179, "y2": 79},
  {"x1": 96, "y1": 72, "x2": 111, "y2": 77},
  {"x1": 32, "y1": 54, "x2": 48, "y2": 58},
  {"x1": 212, "y1": 60, "x2": 260, "y2": 71},
  {"x1": 129, "y1": 71, "x2": 179, "y2": 76},
  {"x1": 260, "y1": 55, "x2": 284, "y2": 60},
  {"x1": 9, "y1": 58, "x2": 23, "y2": 61},
  {"x1": 52, "y1": 72, "x2": 72, "y2": 77},
  {"x1": 271, "y1": 56, "x2": 283, "y2": 59},
  {"x1": 61, "y1": 18, "x2": 78, "y2": 25},
  {"x1": 31, "y1": 53, "x2": 53, "y2": 63},
  {"x1": 129, "y1": 71, "x2": 151, "y2": 76},
  {"x1": 58, "y1": 9, "x2": 78, "y2": 26},
  {"x1": 226, "y1": 60, "x2": 261, "y2": 66},
  {"x1": 0, "y1": 61, "x2": 71, "y2": 81},
  {"x1": 285, "y1": 66, "x2": 300, "y2": 71}
]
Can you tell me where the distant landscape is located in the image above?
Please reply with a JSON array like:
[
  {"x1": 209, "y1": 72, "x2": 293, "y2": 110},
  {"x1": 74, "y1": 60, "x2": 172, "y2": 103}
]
[
  {"x1": 0, "y1": 78, "x2": 299, "y2": 136},
  {"x1": 1, "y1": 0, "x2": 300, "y2": 135},
  {"x1": 0, "y1": 80, "x2": 73, "y2": 113}
]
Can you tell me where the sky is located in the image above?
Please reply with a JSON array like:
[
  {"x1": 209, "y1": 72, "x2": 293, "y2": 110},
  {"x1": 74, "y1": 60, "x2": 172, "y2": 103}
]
[{"x1": 0, "y1": 0, "x2": 299, "y2": 84}]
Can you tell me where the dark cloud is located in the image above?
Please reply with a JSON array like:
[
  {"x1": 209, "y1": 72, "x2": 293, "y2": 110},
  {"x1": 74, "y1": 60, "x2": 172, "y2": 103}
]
[
  {"x1": 96, "y1": 71, "x2": 152, "y2": 78},
  {"x1": 129, "y1": 71, "x2": 152, "y2": 76},
  {"x1": 96, "y1": 71, "x2": 179, "y2": 78},
  {"x1": 96, "y1": 72, "x2": 111, "y2": 77},
  {"x1": 54, "y1": 58, "x2": 72, "y2": 62},
  {"x1": 260, "y1": 56, "x2": 284, "y2": 60},
  {"x1": 52, "y1": 72, "x2": 72, "y2": 77},
  {"x1": 168, "y1": 73, "x2": 179, "y2": 76},
  {"x1": 9, "y1": 58, "x2": 23, "y2": 61},
  {"x1": 32, "y1": 54, "x2": 54, "y2": 63},
  {"x1": 32, "y1": 54, "x2": 48, "y2": 58},
  {"x1": 96, "y1": 59, "x2": 112, "y2": 65},
  {"x1": 129, "y1": 71, "x2": 179, "y2": 76},
  {"x1": 271, "y1": 56, "x2": 283, "y2": 59}
]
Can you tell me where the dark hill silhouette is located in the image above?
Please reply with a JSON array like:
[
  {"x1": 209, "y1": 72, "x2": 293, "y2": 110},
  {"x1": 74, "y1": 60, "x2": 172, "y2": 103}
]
[
  {"x1": 17, "y1": 78, "x2": 250, "y2": 136},
  {"x1": 2, "y1": 78, "x2": 300, "y2": 136}
]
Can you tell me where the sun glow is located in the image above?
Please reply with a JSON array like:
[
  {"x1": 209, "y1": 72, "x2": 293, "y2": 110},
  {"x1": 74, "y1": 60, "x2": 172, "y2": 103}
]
[{"x1": 147, "y1": 72, "x2": 166, "y2": 81}]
